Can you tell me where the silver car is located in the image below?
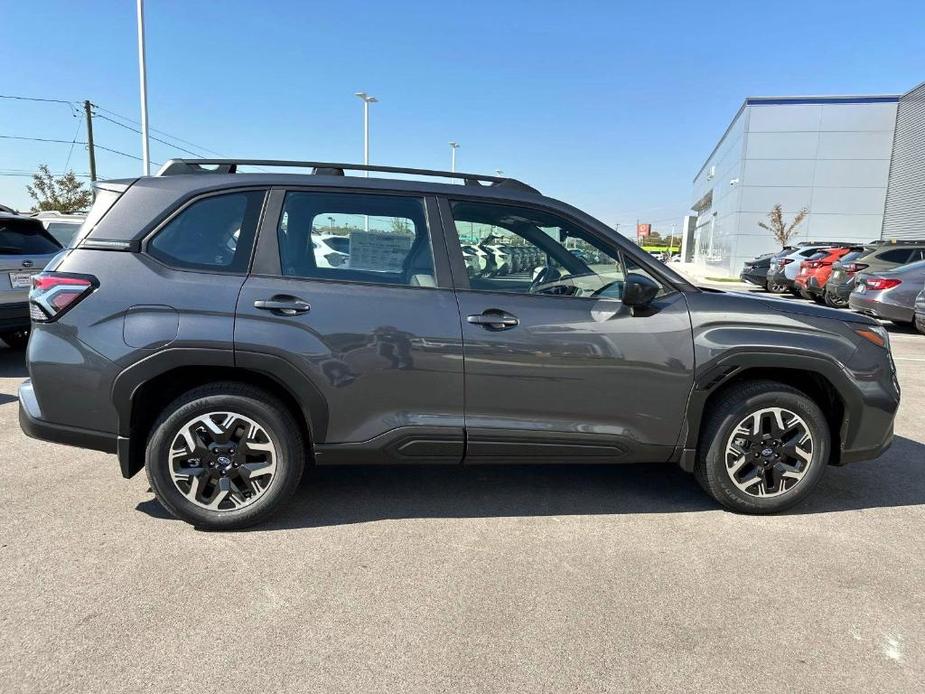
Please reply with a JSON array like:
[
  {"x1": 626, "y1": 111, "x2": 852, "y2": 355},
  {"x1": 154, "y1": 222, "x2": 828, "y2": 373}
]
[
  {"x1": 0, "y1": 213, "x2": 63, "y2": 348},
  {"x1": 914, "y1": 283, "x2": 925, "y2": 335},
  {"x1": 849, "y1": 258, "x2": 925, "y2": 326}
]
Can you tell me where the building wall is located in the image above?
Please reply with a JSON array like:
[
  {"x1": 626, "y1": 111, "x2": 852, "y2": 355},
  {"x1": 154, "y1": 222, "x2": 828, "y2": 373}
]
[
  {"x1": 882, "y1": 83, "x2": 925, "y2": 239},
  {"x1": 690, "y1": 97, "x2": 898, "y2": 277}
]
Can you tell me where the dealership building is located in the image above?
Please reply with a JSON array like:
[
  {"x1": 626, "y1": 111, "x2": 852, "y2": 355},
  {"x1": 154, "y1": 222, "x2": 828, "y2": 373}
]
[{"x1": 682, "y1": 81, "x2": 925, "y2": 277}]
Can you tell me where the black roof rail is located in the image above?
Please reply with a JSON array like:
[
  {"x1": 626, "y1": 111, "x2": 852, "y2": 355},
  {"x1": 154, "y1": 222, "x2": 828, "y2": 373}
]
[{"x1": 156, "y1": 158, "x2": 540, "y2": 194}]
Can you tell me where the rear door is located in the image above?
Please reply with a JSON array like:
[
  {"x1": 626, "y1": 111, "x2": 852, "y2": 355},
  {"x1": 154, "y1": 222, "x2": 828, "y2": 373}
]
[
  {"x1": 235, "y1": 188, "x2": 465, "y2": 463},
  {"x1": 440, "y1": 197, "x2": 694, "y2": 464},
  {"x1": 0, "y1": 217, "x2": 62, "y2": 307}
]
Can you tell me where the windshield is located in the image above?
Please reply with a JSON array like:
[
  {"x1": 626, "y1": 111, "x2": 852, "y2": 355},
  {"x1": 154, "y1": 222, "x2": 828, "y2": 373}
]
[{"x1": 0, "y1": 219, "x2": 61, "y2": 255}]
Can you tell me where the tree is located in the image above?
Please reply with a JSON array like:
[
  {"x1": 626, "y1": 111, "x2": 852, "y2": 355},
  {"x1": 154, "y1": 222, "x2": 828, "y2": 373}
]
[
  {"x1": 758, "y1": 203, "x2": 808, "y2": 248},
  {"x1": 26, "y1": 165, "x2": 93, "y2": 213}
]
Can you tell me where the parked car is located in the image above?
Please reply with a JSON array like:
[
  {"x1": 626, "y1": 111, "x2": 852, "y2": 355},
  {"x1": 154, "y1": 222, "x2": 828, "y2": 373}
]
[
  {"x1": 33, "y1": 211, "x2": 85, "y2": 247},
  {"x1": 0, "y1": 212, "x2": 63, "y2": 348},
  {"x1": 829, "y1": 241, "x2": 925, "y2": 309},
  {"x1": 311, "y1": 233, "x2": 349, "y2": 268},
  {"x1": 739, "y1": 250, "x2": 783, "y2": 290},
  {"x1": 766, "y1": 244, "x2": 835, "y2": 294},
  {"x1": 915, "y1": 284, "x2": 925, "y2": 335},
  {"x1": 849, "y1": 259, "x2": 925, "y2": 326},
  {"x1": 824, "y1": 246, "x2": 878, "y2": 308},
  {"x1": 19, "y1": 158, "x2": 899, "y2": 529},
  {"x1": 794, "y1": 246, "x2": 856, "y2": 304}
]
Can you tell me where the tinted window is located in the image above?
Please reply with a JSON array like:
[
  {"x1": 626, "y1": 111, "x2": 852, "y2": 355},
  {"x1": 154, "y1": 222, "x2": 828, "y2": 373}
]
[
  {"x1": 839, "y1": 250, "x2": 864, "y2": 263},
  {"x1": 877, "y1": 248, "x2": 913, "y2": 263},
  {"x1": 46, "y1": 221, "x2": 81, "y2": 247},
  {"x1": 277, "y1": 192, "x2": 433, "y2": 286},
  {"x1": 148, "y1": 191, "x2": 265, "y2": 272},
  {"x1": 450, "y1": 200, "x2": 665, "y2": 299},
  {"x1": 0, "y1": 219, "x2": 61, "y2": 255}
]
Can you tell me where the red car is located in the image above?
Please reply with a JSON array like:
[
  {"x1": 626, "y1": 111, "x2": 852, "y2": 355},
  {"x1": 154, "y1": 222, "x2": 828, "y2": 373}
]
[{"x1": 794, "y1": 247, "x2": 853, "y2": 303}]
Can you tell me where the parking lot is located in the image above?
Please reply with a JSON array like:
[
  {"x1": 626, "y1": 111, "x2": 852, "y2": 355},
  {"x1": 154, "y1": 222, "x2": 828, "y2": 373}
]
[{"x1": 0, "y1": 296, "x2": 922, "y2": 693}]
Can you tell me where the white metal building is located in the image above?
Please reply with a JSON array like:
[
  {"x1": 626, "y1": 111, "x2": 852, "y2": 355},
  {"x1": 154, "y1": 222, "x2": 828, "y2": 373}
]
[{"x1": 684, "y1": 82, "x2": 925, "y2": 277}]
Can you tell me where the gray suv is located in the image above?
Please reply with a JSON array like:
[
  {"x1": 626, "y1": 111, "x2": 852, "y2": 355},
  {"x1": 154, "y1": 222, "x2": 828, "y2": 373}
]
[{"x1": 18, "y1": 160, "x2": 901, "y2": 529}]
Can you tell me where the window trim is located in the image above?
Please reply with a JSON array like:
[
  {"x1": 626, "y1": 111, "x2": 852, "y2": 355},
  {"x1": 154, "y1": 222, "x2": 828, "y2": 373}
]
[
  {"x1": 250, "y1": 186, "x2": 453, "y2": 290},
  {"x1": 437, "y1": 195, "x2": 683, "y2": 298},
  {"x1": 141, "y1": 187, "x2": 270, "y2": 275}
]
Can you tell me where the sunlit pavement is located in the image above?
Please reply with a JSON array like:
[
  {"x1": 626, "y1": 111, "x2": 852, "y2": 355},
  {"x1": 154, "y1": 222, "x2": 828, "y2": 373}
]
[{"x1": 0, "y1": 318, "x2": 922, "y2": 692}]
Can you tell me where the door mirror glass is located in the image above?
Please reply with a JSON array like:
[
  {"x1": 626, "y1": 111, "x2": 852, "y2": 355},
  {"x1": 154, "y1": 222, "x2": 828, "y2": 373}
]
[{"x1": 622, "y1": 273, "x2": 660, "y2": 307}]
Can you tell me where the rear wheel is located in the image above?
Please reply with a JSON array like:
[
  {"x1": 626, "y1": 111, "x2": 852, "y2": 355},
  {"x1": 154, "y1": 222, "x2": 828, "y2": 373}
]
[
  {"x1": 824, "y1": 292, "x2": 846, "y2": 308},
  {"x1": 695, "y1": 381, "x2": 829, "y2": 514},
  {"x1": 145, "y1": 383, "x2": 304, "y2": 530},
  {"x1": 0, "y1": 329, "x2": 29, "y2": 350},
  {"x1": 810, "y1": 292, "x2": 826, "y2": 305},
  {"x1": 766, "y1": 282, "x2": 788, "y2": 294},
  {"x1": 916, "y1": 316, "x2": 925, "y2": 336}
]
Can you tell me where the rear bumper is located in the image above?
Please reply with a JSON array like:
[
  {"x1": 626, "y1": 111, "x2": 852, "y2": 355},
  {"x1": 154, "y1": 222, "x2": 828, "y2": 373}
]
[
  {"x1": 0, "y1": 301, "x2": 30, "y2": 331},
  {"x1": 826, "y1": 279, "x2": 855, "y2": 301},
  {"x1": 19, "y1": 378, "x2": 118, "y2": 455},
  {"x1": 767, "y1": 269, "x2": 793, "y2": 288},
  {"x1": 739, "y1": 269, "x2": 768, "y2": 286},
  {"x1": 848, "y1": 292, "x2": 914, "y2": 323}
]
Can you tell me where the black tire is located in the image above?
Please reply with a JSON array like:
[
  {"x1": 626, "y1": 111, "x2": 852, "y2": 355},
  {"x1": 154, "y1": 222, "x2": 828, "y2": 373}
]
[
  {"x1": 766, "y1": 282, "x2": 788, "y2": 294},
  {"x1": 891, "y1": 319, "x2": 913, "y2": 328},
  {"x1": 810, "y1": 293, "x2": 826, "y2": 305},
  {"x1": 824, "y1": 293, "x2": 844, "y2": 308},
  {"x1": 695, "y1": 380, "x2": 829, "y2": 514},
  {"x1": 0, "y1": 329, "x2": 29, "y2": 350},
  {"x1": 916, "y1": 316, "x2": 925, "y2": 336},
  {"x1": 145, "y1": 383, "x2": 305, "y2": 530}
]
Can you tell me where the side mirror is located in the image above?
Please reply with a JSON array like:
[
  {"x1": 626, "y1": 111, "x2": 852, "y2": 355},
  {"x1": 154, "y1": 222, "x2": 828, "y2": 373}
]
[{"x1": 622, "y1": 273, "x2": 659, "y2": 308}]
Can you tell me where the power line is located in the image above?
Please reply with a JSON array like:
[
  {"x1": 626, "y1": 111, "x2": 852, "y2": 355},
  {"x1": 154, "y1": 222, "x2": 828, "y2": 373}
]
[
  {"x1": 0, "y1": 134, "x2": 160, "y2": 165},
  {"x1": 0, "y1": 94, "x2": 78, "y2": 107},
  {"x1": 93, "y1": 112, "x2": 209, "y2": 158},
  {"x1": 93, "y1": 104, "x2": 225, "y2": 156}
]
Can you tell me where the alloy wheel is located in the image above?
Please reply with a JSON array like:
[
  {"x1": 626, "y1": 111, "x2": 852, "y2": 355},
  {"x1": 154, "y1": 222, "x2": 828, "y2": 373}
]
[
  {"x1": 168, "y1": 411, "x2": 277, "y2": 511},
  {"x1": 724, "y1": 407, "x2": 814, "y2": 498}
]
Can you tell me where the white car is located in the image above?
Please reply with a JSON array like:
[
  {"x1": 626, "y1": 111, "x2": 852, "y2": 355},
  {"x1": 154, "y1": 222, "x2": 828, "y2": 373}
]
[
  {"x1": 34, "y1": 211, "x2": 85, "y2": 247},
  {"x1": 767, "y1": 245, "x2": 833, "y2": 293},
  {"x1": 312, "y1": 233, "x2": 349, "y2": 268}
]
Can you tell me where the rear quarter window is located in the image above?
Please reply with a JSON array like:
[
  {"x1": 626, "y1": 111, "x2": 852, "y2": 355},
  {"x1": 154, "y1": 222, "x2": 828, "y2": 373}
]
[
  {"x1": 876, "y1": 248, "x2": 913, "y2": 263},
  {"x1": 147, "y1": 190, "x2": 266, "y2": 273}
]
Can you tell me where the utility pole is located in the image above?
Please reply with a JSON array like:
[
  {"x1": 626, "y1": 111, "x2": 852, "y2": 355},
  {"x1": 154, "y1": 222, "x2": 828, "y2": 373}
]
[{"x1": 83, "y1": 100, "x2": 97, "y2": 183}]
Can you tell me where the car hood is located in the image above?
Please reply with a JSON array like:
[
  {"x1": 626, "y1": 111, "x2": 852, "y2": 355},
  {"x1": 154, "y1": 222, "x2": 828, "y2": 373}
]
[{"x1": 697, "y1": 286, "x2": 876, "y2": 325}]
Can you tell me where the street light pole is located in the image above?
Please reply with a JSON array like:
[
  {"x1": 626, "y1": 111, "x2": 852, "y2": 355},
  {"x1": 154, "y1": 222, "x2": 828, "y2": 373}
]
[
  {"x1": 136, "y1": 0, "x2": 151, "y2": 175},
  {"x1": 449, "y1": 142, "x2": 459, "y2": 173},
  {"x1": 354, "y1": 92, "x2": 378, "y2": 177}
]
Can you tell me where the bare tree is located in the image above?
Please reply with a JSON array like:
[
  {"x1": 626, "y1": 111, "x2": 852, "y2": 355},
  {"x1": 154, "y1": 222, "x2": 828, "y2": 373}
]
[
  {"x1": 26, "y1": 165, "x2": 92, "y2": 214},
  {"x1": 758, "y1": 204, "x2": 808, "y2": 248}
]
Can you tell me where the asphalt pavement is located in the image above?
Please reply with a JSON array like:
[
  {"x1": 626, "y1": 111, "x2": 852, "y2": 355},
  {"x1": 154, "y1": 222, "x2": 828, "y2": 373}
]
[{"x1": 1, "y1": 298, "x2": 923, "y2": 693}]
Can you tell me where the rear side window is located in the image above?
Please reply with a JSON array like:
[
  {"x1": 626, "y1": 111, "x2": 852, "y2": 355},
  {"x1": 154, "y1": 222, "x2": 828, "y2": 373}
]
[
  {"x1": 877, "y1": 248, "x2": 913, "y2": 263},
  {"x1": 148, "y1": 191, "x2": 265, "y2": 272},
  {"x1": 276, "y1": 191, "x2": 434, "y2": 286},
  {"x1": 0, "y1": 219, "x2": 61, "y2": 255}
]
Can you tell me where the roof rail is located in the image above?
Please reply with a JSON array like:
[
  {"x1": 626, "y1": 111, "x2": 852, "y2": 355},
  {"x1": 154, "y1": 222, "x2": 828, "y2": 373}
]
[{"x1": 156, "y1": 158, "x2": 540, "y2": 194}]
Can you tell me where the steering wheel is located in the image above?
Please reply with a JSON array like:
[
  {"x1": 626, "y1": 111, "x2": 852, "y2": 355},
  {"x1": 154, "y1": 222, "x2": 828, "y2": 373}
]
[{"x1": 528, "y1": 265, "x2": 562, "y2": 294}]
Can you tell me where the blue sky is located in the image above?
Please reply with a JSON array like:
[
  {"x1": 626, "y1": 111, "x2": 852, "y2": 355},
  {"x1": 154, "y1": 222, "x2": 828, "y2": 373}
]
[{"x1": 2, "y1": 0, "x2": 923, "y2": 236}]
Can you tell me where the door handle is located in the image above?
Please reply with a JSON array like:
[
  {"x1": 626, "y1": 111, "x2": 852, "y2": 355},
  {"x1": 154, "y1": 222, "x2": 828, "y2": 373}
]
[
  {"x1": 467, "y1": 309, "x2": 519, "y2": 330},
  {"x1": 253, "y1": 296, "x2": 311, "y2": 316}
]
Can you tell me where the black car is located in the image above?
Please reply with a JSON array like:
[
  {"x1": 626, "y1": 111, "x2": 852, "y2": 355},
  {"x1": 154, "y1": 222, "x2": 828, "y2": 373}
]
[
  {"x1": 739, "y1": 253, "x2": 772, "y2": 288},
  {"x1": 19, "y1": 159, "x2": 900, "y2": 529}
]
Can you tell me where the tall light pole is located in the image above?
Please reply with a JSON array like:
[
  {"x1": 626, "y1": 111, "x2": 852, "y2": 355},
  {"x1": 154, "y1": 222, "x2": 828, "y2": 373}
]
[
  {"x1": 449, "y1": 142, "x2": 459, "y2": 173},
  {"x1": 354, "y1": 92, "x2": 378, "y2": 177},
  {"x1": 136, "y1": 0, "x2": 151, "y2": 175}
]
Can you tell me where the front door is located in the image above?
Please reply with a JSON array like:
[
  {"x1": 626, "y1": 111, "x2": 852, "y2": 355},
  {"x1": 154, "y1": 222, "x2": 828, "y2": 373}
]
[
  {"x1": 235, "y1": 188, "x2": 465, "y2": 464},
  {"x1": 443, "y1": 198, "x2": 694, "y2": 463}
]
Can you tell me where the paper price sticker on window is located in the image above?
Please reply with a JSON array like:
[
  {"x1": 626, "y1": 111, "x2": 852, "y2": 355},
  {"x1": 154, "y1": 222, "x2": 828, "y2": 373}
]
[{"x1": 347, "y1": 231, "x2": 413, "y2": 272}]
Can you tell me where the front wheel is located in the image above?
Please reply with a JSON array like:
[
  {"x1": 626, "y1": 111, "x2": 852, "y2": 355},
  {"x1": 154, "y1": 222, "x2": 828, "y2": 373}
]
[
  {"x1": 695, "y1": 381, "x2": 829, "y2": 514},
  {"x1": 145, "y1": 383, "x2": 305, "y2": 530}
]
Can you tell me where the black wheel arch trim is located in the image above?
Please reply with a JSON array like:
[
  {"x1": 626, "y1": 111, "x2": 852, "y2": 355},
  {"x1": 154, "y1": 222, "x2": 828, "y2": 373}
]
[{"x1": 677, "y1": 349, "x2": 864, "y2": 471}]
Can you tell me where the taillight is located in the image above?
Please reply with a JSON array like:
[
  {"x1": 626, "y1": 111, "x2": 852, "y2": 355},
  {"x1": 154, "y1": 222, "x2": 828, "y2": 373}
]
[
  {"x1": 843, "y1": 263, "x2": 868, "y2": 274},
  {"x1": 779, "y1": 258, "x2": 794, "y2": 266},
  {"x1": 807, "y1": 261, "x2": 821, "y2": 269},
  {"x1": 29, "y1": 273, "x2": 97, "y2": 322},
  {"x1": 863, "y1": 277, "x2": 902, "y2": 291}
]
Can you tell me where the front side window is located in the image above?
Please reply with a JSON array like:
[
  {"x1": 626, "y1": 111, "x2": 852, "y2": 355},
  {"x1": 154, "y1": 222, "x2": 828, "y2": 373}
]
[
  {"x1": 450, "y1": 200, "x2": 665, "y2": 299},
  {"x1": 277, "y1": 192, "x2": 434, "y2": 286},
  {"x1": 148, "y1": 190, "x2": 265, "y2": 272}
]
